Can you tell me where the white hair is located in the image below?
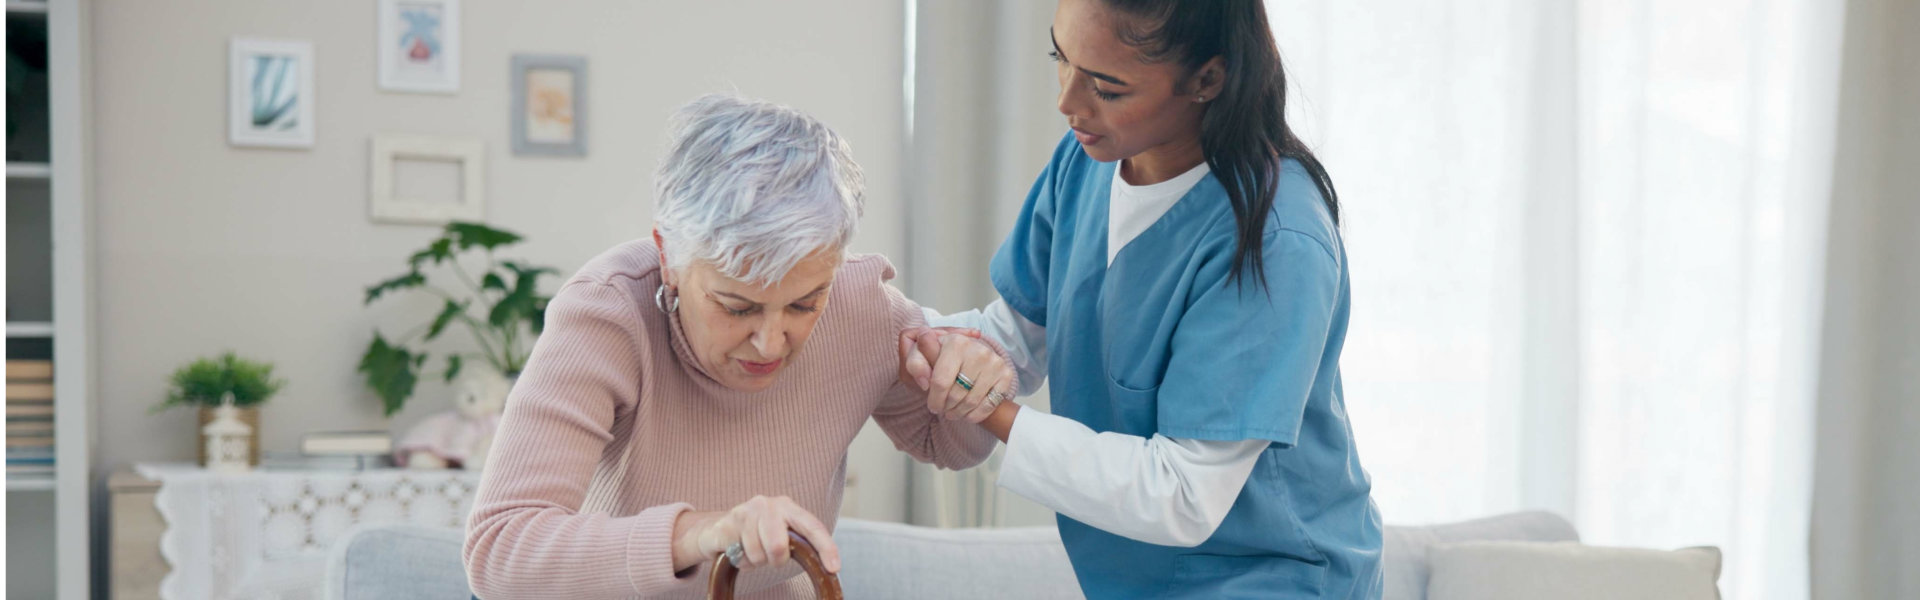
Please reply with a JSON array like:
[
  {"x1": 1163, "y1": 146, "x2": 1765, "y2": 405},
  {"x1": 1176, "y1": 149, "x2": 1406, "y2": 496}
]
[{"x1": 652, "y1": 93, "x2": 865, "y2": 287}]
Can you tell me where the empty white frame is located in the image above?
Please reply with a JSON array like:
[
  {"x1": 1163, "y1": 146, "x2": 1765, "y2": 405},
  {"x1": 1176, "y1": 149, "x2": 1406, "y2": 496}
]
[{"x1": 369, "y1": 134, "x2": 484, "y2": 225}]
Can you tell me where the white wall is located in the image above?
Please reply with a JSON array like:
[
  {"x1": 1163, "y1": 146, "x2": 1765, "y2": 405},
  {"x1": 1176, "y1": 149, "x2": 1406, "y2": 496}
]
[
  {"x1": 904, "y1": 0, "x2": 1063, "y2": 528},
  {"x1": 88, "y1": 0, "x2": 916, "y2": 521},
  {"x1": 1812, "y1": 0, "x2": 1920, "y2": 597}
]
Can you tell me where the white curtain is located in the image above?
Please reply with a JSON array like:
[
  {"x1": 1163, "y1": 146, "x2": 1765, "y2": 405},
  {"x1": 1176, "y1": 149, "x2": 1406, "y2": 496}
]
[{"x1": 1267, "y1": 1, "x2": 1844, "y2": 598}]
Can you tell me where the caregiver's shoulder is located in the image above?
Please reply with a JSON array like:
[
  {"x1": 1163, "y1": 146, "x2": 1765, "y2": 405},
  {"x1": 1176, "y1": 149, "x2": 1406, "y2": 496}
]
[{"x1": 1266, "y1": 158, "x2": 1338, "y2": 245}]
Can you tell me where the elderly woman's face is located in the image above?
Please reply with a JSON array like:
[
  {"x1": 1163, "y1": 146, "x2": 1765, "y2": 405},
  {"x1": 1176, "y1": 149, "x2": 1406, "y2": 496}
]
[{"x1": 667, "y1": 248, "x2": 839, "y2": 392}]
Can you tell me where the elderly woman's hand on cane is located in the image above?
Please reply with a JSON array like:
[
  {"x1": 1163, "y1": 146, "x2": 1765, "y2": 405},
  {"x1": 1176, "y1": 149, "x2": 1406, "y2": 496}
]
[{"x1": 671, "y1": 495, "x2": 841, "y2": 574}]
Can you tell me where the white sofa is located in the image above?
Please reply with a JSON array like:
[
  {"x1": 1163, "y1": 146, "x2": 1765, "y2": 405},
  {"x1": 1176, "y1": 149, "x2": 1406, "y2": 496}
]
[{"x1": 327, "y1": 511, "x2": 1580, "y2": 599}]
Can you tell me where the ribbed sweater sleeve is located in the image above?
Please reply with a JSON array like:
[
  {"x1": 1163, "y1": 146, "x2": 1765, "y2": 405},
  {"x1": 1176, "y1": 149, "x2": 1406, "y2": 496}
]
[{"x1": 868, "y1": 280, "x2": 1000, "y2": 470}]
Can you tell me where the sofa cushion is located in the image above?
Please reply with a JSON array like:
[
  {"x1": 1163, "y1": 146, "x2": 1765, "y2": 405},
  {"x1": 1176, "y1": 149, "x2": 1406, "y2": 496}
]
[
  {"x1": 1426, "y1": 542, "x2": 1721, "y2": 600},
  {"x1": 834, "y1": 518, "x2": 1083, "y2": 599},
  {"x1": 324, "y1": 511, "x2": 1584, "y2": 599},
  {"x1": 325, "y1": 524, "x2": 470, "y2": 600},
  {"x1": 1381, "y1": 511, "x2": 1580, "y2": 600}
]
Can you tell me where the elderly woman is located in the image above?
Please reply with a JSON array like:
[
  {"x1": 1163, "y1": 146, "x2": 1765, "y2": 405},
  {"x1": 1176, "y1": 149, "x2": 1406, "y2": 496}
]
[{"x1": 463, "y1": 94, "x2": 1015, "y2": 599}]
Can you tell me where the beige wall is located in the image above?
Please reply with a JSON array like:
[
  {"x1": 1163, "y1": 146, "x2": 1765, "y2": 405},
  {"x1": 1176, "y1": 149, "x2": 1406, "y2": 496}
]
[
  {"x1": 1813, "y1": 0, "x2": 1920, "y2": 597},
  {"x1": 88, "y1": 0, "x2": 916, "y2": 520}
]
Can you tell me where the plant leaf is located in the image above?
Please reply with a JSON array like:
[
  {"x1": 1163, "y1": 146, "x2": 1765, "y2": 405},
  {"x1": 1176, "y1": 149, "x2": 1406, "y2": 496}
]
[
  {"x1": 358, "y1": 333, "x2": 420, "y2": 416},
  {"x1": 530, "y1": 296, "x2": 551, "y2": 334},
  {"x1": 158, "y1": 356, "x2": 225, "y2": 411},
  {"x1": 480, "y1": 272, "x2": 507, "y2": 293},
  {"x1": 425, "y1": 300, "x2": 466, "y2": 340},
  {"x1": 501, "y1": 261, "x2": 561, "y2": 282},
  {"x1": 488, "y1": 286, "x2": 529, "y2": 328},
  {"x1": 408, "y1": 237, "x2": 455, "y2": 269},
  {"x1": 488, "y1": 261, "x2": 558, "y2": 327},
  {"x1": 446, "y1": 222, "x2": 522, "y2": 251},
  {"x1": 444, "y1": 354, "x2": 463, "y2": 383},
  {"x1": 365, "y1": 271, "x2": 425, "y2": 304},
  {"x1": 223, "y1": 352, "x2": 285, "y2": 407}
]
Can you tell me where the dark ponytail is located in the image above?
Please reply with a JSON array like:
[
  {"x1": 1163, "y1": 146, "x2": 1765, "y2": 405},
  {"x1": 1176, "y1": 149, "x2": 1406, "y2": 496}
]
[{"x1": 1103, "y1": 0, "x2": 1339, "y2": 290}]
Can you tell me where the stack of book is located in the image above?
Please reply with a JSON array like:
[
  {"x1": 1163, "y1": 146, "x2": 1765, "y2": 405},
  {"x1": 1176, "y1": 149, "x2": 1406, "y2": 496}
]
[
  {"x1": 286, "y1": 430, "x2": 395, "y2": 470},
  {"x1": 7, "y1": 360, "x2": 56, "y2": 482}
]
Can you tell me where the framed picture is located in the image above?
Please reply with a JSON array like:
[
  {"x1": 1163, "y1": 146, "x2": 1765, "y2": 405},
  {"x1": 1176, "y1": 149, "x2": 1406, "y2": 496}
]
[
  {"x1": 369, "y1": 134, "x2": 485, "y2": 225},
  {"x1": 378, "y1": 0, "x2": 461, "y2": 93},
  {"x1": 510, "y1": 54, "x2": 588, "y2": 157},
  {"x1": 229, "y1": 38, "x2": 315, "y2": 148}
]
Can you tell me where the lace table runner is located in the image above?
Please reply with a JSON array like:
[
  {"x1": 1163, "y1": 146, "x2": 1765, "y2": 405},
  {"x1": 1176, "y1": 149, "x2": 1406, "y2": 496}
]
[{"x1": 135, "y1": 462, "x2": 480, "y2": 600}]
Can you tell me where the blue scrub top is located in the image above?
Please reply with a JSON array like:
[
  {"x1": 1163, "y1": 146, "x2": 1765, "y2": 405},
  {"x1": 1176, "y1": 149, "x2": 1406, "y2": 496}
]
[{"x1": 990, "y1": 134, "x2": 1383, "y2": 598}]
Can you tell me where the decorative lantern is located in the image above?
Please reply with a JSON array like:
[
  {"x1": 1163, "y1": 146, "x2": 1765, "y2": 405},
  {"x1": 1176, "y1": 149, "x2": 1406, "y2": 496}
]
[{"x1": 203, "y1": 394, "x2": 254, "y2": 474}]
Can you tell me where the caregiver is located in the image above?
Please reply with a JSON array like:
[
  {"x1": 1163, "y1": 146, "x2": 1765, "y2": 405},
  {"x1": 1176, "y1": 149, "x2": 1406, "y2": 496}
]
[{"x1": 904, "y1": 0, "x2": 1383, "y2": 596}]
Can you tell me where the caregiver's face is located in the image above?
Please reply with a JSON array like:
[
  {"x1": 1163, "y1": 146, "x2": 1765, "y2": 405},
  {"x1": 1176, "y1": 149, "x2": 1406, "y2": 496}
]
[
  {"x1": 1050, "y1": 0, "x2": 1205, "y2": 164},
  {"x1": 669, "y1": 248, "x2": 838, "y2": 392}
]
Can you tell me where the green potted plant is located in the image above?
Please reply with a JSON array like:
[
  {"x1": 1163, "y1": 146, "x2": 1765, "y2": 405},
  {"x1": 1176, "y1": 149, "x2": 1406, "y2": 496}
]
[
  {"x1": 153, "y1": 352, "x2": 286, "y2": 467},
  {"x1": 359, "y1": 221, "x2": 559, "y2": 416}
]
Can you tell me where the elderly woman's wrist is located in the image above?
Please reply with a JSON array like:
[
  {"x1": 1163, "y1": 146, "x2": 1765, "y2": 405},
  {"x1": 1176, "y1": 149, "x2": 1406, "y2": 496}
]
[{"x1": 669, "y1": 510, "x2": 722, "y2": 573}]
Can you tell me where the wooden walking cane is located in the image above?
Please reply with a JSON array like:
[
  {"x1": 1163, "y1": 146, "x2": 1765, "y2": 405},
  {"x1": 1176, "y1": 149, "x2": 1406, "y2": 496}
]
[{"x1": 707, "y1": 530, "x2": 844, "y2": 600}]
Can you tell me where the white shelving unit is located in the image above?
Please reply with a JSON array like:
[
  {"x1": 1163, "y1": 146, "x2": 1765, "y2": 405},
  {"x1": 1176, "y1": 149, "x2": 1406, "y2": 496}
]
[
  {"x1": 7, "y1": 161, "x2": 51, "y2": 178},
  {"x1": 7, "y1": 477, "x2": 56, "y2": 492},
  {"x1": 7, "y1": 0, "x2": 93, "y2": 598},
  {"x1": 6, "y1": 321, "x2": 55, "y2": 337}
]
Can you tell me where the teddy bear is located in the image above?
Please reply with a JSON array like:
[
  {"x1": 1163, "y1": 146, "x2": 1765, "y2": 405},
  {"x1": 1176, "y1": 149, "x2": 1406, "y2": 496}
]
[{"x1": 394, "y1": 369, "x2": 510, "y2": 470}]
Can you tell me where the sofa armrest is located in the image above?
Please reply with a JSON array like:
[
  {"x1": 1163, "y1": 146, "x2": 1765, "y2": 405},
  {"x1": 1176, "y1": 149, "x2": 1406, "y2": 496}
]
[{"x1": 325, "y1": 524, "x2": 471, "y2": 600}]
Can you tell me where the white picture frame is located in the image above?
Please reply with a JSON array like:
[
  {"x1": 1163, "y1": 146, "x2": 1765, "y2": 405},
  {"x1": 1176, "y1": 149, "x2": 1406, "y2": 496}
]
[
  {"x1": 229, "y1": 38, "x2": 315, "y2": 148},
  {"x1": 369, "y1": 134, "x2": 485, "y2": 225},
  {"x1": 378, "y1": 0, "x2": 461, "y2": 93}
]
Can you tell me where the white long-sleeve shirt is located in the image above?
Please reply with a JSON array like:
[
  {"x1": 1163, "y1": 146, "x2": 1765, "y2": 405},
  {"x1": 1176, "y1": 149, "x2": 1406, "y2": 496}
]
[{"x1": 926, "y1": 161, "x2": 1268, "y2": 548}]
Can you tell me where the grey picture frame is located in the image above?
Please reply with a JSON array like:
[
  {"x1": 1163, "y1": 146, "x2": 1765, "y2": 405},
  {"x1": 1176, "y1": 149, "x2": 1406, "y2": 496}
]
[{"x1": 509, "y1": 54, "x2": 588, "y2": 157}]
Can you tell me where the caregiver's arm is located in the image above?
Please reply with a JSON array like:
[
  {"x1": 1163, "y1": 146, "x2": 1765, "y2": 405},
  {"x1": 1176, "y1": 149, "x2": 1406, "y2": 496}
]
[
  {"x1": 465, "y1": 280, "x2": 715, "y2": 599},
  {"x1": 979, "y1": 402, "x2": 1266, "y2": 548},
  {"x1": 912, "y1": 304, "x2": 1262, "y2": 547}
]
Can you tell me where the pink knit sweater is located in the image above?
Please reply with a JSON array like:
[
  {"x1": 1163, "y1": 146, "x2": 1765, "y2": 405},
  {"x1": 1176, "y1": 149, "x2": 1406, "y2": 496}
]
[{"x1": 464, "y1": 241, "x2": 998, "y2": 599}]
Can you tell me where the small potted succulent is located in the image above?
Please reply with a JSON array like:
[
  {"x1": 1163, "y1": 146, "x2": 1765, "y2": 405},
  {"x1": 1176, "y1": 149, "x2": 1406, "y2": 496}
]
[{"x1": 153, "y1": 352, "x2": 286, "y2": 467}]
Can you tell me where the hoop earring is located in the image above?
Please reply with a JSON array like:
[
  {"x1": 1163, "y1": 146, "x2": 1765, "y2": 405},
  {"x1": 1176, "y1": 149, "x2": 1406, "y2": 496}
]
[{"x1": 655, "y1": 284, "x2": 679, "y2": 313}]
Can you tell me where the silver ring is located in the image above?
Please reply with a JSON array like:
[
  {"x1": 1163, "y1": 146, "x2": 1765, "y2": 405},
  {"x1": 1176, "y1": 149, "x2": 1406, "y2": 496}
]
[
  {"x1": 955, "y1": 373, "x2": 975, "y2": 391},
  {"x1": 986, "y1": 390, "x2": 1006, "y2": 406},
  {"x1": 724, "y1": 541, "x2": 745, "y2": 566}
]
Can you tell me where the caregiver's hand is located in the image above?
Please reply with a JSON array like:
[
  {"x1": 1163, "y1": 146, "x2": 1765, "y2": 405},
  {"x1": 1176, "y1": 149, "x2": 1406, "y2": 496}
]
[
  {"x1": 671, "y1": 495, "x2": 841, "y2": 574},
  {"x1": 899, "y1": 328, "x2": 1015, "y2": 423}
]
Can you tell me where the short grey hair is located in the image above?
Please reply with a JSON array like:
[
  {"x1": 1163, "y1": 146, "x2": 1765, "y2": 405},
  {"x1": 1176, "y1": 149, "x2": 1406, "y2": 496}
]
[{"x1": 652, "y1": 93, "x2": 865, "y2": 287}]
